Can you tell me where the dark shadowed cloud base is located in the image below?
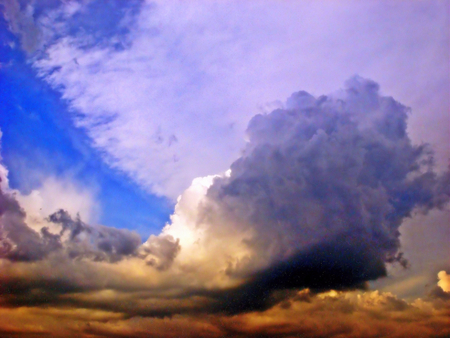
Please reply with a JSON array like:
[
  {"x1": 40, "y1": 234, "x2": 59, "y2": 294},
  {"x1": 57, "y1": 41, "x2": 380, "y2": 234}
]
[{"x1": 195, "y1": 76, "x2": 450, "y2": 313}]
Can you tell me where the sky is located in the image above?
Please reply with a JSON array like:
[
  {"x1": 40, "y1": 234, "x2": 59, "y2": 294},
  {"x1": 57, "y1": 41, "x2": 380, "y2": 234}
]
[{"x1": 0, "y1": 1, "x2": 449, "y2": 337}]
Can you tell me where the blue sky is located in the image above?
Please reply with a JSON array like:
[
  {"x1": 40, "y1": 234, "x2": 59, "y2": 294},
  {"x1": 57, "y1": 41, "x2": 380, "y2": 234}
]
[
  {"x1": 0, "y1": 10, "x2": 172, "y2": 238},
  {"x1": 0, "y1": 1, "x2": 449, "y2": 337}
]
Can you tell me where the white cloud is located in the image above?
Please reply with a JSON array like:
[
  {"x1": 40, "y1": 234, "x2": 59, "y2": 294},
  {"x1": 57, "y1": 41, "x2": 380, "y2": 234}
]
[
  {"x1": 0, "y1": 130, "x2": 9, "y2": 191},
  {"x1": 1, "y1": 130, "x2": 98, "y2": 225},
  {"x1": 15, "y1": 176, "x2": 100, "y2": 225},
  {"x1": 29, "y1": 0, "x2": 449, "y2": 199}
]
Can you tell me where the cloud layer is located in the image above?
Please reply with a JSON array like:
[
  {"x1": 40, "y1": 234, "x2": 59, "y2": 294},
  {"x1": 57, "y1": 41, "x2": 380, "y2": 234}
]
[
  {"x1": 1, "y1": 78, "x2": 448, "y2": 333},
  {"x1": 0, "y1": 286, "x2": 449, "y2": 338}
]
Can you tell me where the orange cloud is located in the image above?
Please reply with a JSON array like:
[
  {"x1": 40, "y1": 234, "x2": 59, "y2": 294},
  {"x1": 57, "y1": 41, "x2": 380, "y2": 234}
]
[
  {"x1": 0, "y1": 287, "x2": 448, "y2": 338},
  {"x1": 438, "y1": 271, "x2": 450, "y2": 292}
]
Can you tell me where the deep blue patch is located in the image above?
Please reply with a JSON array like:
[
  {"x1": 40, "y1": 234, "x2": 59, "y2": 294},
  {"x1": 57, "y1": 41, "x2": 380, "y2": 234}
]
[{"x1": 0, "y1": 15, "x2": 172, "y2": 239}]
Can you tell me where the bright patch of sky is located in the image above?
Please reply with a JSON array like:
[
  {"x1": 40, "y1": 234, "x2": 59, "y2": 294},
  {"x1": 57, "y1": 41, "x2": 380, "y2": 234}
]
[{"x1": 0, "y1": 12, "x2": 171, "y2": 238}]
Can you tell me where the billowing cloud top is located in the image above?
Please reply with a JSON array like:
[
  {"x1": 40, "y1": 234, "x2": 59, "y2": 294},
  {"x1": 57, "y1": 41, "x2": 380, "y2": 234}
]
[
  {"x1": 1, "y1": 77, "x2": 447, "y2": 322},
  {"x1": 205, "y1": 76, "x2": 448, "y2": 277},
  {"x1": 158, "y1": 76, "x2": 450, "y2": 312}
]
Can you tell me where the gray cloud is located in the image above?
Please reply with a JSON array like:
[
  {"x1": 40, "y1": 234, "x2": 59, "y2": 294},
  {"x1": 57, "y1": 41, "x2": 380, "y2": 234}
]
[
  {"x1": 0, "y1": 0, "x2": 43, "y2": 53},
  {"x1": 0, "y1": 0, "x2": 144, "y2": 53},
  {"x1": 0, "y1": 180, "x2": 59, "y2": 261},
  {"x1": 199, "y1": 76, "x2": 450, "y2": 312},
  {"x1": 47, "y1": 209, "x2": 142, "y2": 262},
  {"x1": 138, "y1": 234, "x2": 180, "y2": 270},
  {"x1": 0, "y1": 182, "x2": 142, "y2": 263}
]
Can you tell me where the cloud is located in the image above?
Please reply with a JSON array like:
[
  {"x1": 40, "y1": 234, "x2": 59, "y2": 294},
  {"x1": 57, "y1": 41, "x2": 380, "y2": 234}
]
[
  {"x1": 138, "y1": 234, "x2": 180, "y2": 270},
  {"x1": 3, "y1": 0, "x2": 448, "y2": 199},
  {"x1": 0, "y1": 287, "x2": 448, "y2": 338},
  {"x1": 0, "y1": 0, "x2": 142, "y2": 53},
  {"x1": 0, "y1": 155, "x2": 139, "y2": 264},
  {"x1": 0, "y1": 179, "x2": 56, "y2": 262},
  {"x1": 0, "y1": 78, "x2": 449, "y2": 335},
  {"x1": 180, "y1": 76, "x2": 449, "y2": 313},
  {"x1": 0, "y1": 188, "x2": 141, "y2": 263},
  {"x1": 437, "y1": 271, "x2": 450, "y2": 292},
  {"x1": 1, "y1": 0, "x2": 449, "y2": 335},
  {"x1": 215, "y1": 289, "x2": 450, "y2": 338},
  {"x1": 47, "y1": 209, "x2": 142, "y2": 262},
  {"x1": 0, "y1": 136, "x2": 59, "y2": 261},
  {"x1": 153, "y1": 76, "x2": 450, "y2": 314},
  {"x1": 15, "y1": 176, "x2": 100, "y2": 224},
  {"x1": 0, "y1": 0, "x2": 43, "y2": 53}
]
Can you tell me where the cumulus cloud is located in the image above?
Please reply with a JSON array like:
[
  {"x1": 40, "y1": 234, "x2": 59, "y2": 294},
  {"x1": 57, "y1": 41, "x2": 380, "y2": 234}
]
[
  {"x1": 0, "y1": 133, "x2": 59, "y2": 261},
  {"x1": 0, "y1": 180, "x2": 58, "y2": 262},
  {"x1": 0, "y1": 78, "x2": 448, "y2": 335},
  {"x1": 0, "y1": 189, "x2": 178, "y2": 268},
  {"x1": 430, "y1": 270, "x2": 450, "y2": 300},
  {"x1": 138, "y1": 234, "x2": 180, "y2": 270},
  {"x1": 155, "y1": 76, "x2": 450, "y2": 313},
  {"x1": 47, "y1": 209, "x2": 142, "y2": 262},
  {"x1": 209, "y1": 76, "x2": 449, "y2": 272},
  {"x1": 0, "y1": 136, "x2": 142, "y2": 263},
  {"x1": 0, "y1": 187, "x2": 141, "y2": 263},
  {"x1": 15, "y1": 176, "x2": 100, "y2": 225},
  {"x1": 1, "y1": 0, "x2": 449, "y2": 335}
]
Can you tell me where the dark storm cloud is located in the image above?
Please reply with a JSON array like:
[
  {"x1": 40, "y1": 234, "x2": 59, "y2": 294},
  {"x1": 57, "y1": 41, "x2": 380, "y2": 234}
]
[
  {"x1": 0, "y1": 276, "x2": 90, "y2": 308},
  {"x1": 206, "y1": 237, "x2": 385, "y2": 314},
  {"x1": 200, "y1": 76, "x2": 450, "y2": 312}
]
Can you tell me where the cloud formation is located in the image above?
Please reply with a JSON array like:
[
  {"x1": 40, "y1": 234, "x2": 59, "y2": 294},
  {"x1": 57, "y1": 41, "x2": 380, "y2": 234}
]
[
  {"x1": 0, "y1": 140, "x2": 142, "y2": 263},
  {"x1": 438, "y1": 271, "x2": 450, "y2": 292},
  {"x1": 0, "y1": 191, "x2": 142, "y2": 263},
  {"x1": 3, "y1": 0, "x2": 448, "y2": 199},
  {"x1": 206, "y1": 76, "x2": 449, "y2": 271},
  {"x1": 1, "y1": 1, "x2": 449, "y2": 335},
  {"x1": 0, "y1": 78, "x2": 449, "y2": 336},
  {"x1": 0, "y1": 178, "x2": 57, "y2": 262},
  {"x1": 157, "y1": 76, "x2": 450, "y2": 313},
  {"x1": 0, "y1": 286, "x2": 449, "y2": 338},
  {"x1": 47, "y1": 209, "x2": 142, "y2": 262}
]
